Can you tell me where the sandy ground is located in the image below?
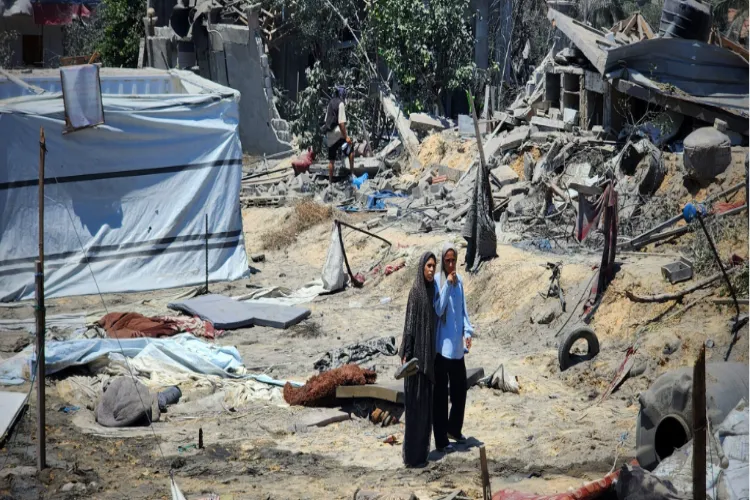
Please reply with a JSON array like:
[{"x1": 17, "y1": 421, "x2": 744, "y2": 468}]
[{"x1": 0, "y1": 198, "x2": 747, "y2": 499}]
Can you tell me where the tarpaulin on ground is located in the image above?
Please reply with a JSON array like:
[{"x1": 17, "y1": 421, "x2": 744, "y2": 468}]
[
  {"x1": 0, "y1": 69, "x2": 248, "y2": 302},
  {"x1": 366, "y1": 190, "x2": 406, "y2": 210},
  {"x1": 0, "y1": 334, "x2": 245, "y2": 385},
  {"x1": 0, "y1": 333, "x2": 301, "y2": 387}
]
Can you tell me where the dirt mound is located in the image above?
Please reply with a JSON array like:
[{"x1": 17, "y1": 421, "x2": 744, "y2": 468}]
[{"x1": 416, "y1": 133, "x2": 476, "y2": 173}]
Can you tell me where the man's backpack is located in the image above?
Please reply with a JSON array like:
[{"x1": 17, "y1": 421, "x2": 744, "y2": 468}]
[{"x1": 320, "y1": 97, "x2": 342, "y2": 134}]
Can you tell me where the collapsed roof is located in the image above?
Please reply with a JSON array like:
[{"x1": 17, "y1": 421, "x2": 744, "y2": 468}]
[{"x1": 548, "y1": 8, "x2": 749, "y2": 135}]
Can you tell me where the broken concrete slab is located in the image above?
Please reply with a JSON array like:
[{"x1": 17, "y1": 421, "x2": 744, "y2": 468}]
[
  {"x1": 531, "y1": 116, "x2": 572, "y2": 132},
  {"x1": 438, "y1": 164, "x2": 463, "y2": 182},
  {"x1": 499, "y1": 181, "x2": 531, "y2": 198},
  {"x1": 490, "y1": 165, "x2": 519, "y2": 187},
  {"x1": 409, "y1": 112, "x2": 449, "y2": 132},
  {"x1": 289, "y1": 409, "x2": 350, "y2": 432},
  {"x1": 380, "y1": 91, "x2": 420, "y2": 162},
  {"x1": 485, "y1": 126, "x2": 530, "y2": 158}
]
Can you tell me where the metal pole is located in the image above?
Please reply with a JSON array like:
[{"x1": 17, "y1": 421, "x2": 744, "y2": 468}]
[
  {"x1": 205, "y1": 213, "x2": 209, "y2": 294},
  {"x1": 36, "y1": 126, "x2": 46, "y2": 471},
  {"x1": 692, "y1": 345, "x2": 706, "y2": 500},
  {"x1": 696, "y1": 214, "x2": 740, "y2": 318}
]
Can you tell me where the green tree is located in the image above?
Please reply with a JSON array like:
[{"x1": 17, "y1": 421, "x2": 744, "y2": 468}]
[
  {"x1": 97, "y1": 0, "x2": 145, "y2": 67},
  {"x1": 370, "y1": 0, "x2": 475, "y2": 111}
]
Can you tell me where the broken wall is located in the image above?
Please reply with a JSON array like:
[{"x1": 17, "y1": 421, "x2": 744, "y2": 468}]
[{"x1": 193, "y1": 14, "x2": 291, "y2": 156}]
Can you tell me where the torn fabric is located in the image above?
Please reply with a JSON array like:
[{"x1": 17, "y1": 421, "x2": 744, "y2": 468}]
[
  {"x1": 576, "y1": 182, "x2": 618, "y2": 314},
  {"x1": 462, "y1": 163, "x2": 497, "y2": 271}
]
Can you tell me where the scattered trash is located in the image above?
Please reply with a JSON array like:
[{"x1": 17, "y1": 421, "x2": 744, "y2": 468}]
[
  {"x1": 383, "y1": 435, "x2": 400, "y2": 445},
  {"x1": 177, "y1": 444, "x2": 198, "y2": 454},
  {"x1": 58, "y1": 405, "x2": 80, "y2": 414}
]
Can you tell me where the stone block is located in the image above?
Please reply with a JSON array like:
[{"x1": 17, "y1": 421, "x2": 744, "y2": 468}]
[
  {"x1": 409, "y1": 112, "x2": 448, "y2": 132},
  {"x1": 531, "y1": 116, "x2": 571, "y2": 132},
  {"x1": 490, "y1": 164, "x2": 519, "y2": 187},
  {"x1": 438, "y1": 164, "x2": 462, "y2": 182}
]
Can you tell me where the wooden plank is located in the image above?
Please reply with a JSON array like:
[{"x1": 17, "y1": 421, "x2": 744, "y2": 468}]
[
  {"x1": 480, "y1": 446, "x2": 492, "y2": 500},
  {"x1": 0, "y1": 392, "x2": 28, "y2": 443}
]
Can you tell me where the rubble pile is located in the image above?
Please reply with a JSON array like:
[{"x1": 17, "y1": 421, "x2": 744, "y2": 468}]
[{"x1": 242, "y1": 5, "x2": 748, "y2": 259}]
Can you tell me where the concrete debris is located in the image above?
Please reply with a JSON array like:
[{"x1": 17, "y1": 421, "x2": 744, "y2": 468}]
[
  {"x1": 490, "y1": 165, "x2": 519, "y2": 187},
  {"x1": 409, "y1": 112, "x2": 449, "y2": 132},
  {"x1": 531, "y1": 116, "x2": 572, "y2": 133}
]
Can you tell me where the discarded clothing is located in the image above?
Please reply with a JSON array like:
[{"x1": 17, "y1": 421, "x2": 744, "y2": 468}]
[
  {"x1": 96, "y1": 312, "x2": 223, "y2": 340},
  {"x1": 161, "y1": 315, "x2": 223, "y2": 340},
  {"x1": 283, "y1": 364, "x2": 376, "y2": 407},
  {"x1": 98, "y1": 312, "x2": 180, "y2": 339},
  {"x1": 366, "y1": 190, "x2": 406, "y2": 210},
  {"x1": 314, "y1": 336, "x2": 398, "y2": 372},
  {"x1": 95, "y1": 377, "x2": 161, "y2": 427},
  {"x1": 462, "y1": 163, "x2": 497, "y2": 271}
]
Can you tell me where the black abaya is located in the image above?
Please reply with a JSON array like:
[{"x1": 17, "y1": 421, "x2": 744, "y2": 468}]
[
  {"x1": 403, "y1": 372, "x2": 432, "y2": 467},
  {"x1": 399, "y1": 251, "x2": 438, "y2": 467}
]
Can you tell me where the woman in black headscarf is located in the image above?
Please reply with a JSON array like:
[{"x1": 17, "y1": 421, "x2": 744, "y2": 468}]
[{"x1": 399, "y1": 251, "x2": 438, "y2": 467}]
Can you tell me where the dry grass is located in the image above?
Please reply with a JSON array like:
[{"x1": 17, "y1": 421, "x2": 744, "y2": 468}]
[{"x1": 261, "y1": 200, "x2": 333, "y2": 250}]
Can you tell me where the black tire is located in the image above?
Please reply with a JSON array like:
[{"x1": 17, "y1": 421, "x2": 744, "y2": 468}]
[{"x1": 558, "y1": 326, "x2": 599, "y2": 371}]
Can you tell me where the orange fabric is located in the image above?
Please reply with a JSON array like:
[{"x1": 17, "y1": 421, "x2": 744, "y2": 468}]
[
  {"x1": 492, "y1": 462, "x2": 635, "y2": 500},
  {"x1": 97, "y1": 312, "x2": 179, "y2": 339}
]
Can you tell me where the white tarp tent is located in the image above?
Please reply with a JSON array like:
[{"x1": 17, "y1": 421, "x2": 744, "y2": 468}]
[{"x1": 0, "y1": 68, "x2": 248, "y2": 301}]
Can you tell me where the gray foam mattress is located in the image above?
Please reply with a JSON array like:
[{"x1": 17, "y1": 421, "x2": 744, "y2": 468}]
[{"x1": 168, "y1": 294, "x2": 311, "y2": 330}]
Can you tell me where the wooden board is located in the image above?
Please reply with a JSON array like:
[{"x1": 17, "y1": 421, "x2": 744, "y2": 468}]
[
  {"x1": 0, "y1": 391, "x2": 28, "y2": 442},
  {"x1": 336, "y1": 367, "x2": 485, "y2": 404}
]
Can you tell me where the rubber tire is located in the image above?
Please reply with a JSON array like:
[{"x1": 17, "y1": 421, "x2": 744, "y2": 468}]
[{"x1": 558, "y1": 326, "x2": 600, "y2": 371}]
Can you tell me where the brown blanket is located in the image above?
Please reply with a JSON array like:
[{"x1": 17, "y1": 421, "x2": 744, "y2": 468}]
[
  {"x1": 97, "y1": 312, "x2": 179, "y2": 339},
  {"x1": 283, "y1": 364, "x2": 377, "y2": 407}
]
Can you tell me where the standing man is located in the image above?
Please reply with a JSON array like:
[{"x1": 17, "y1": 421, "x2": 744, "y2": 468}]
[
  {"x1": 323, "y1": 86, "x2": 354, "y2": 186},
  {"x1": 433, "y1": 241, "x2": 474, "y2": 453}
]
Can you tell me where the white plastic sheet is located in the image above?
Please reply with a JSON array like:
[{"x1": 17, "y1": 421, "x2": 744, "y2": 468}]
[
  {"x1": 0, "y1": 70, "x2": 248, "y2": 301},
  {"x1": 321, "y1": 222, "x2": 346, "y2": 292}
]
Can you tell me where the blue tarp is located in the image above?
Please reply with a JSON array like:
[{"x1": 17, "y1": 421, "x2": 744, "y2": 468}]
[
  {"x1": 366, "y1": 190, "x2": 406, "y2": 210},
  {"x1": 0, "y1": 333, "x2": 300, "y2": 387}
]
